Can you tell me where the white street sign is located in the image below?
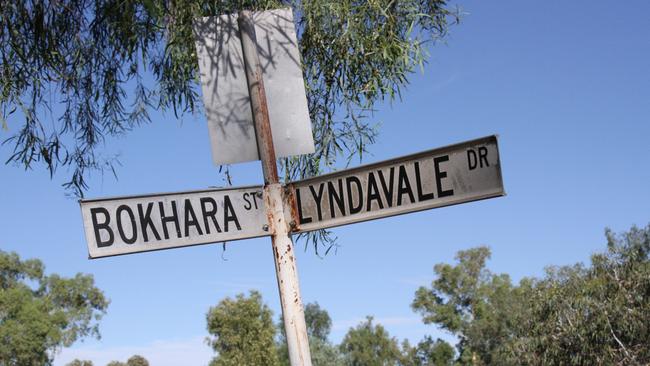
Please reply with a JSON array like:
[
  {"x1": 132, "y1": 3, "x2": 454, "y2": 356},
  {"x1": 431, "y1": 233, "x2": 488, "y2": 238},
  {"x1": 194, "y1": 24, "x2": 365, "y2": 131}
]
[
  {"x1": 80, "y1": 186, "x2": 268, "y2": 258},
  {"x1": 193, "y1": 8, "x2": 315, "y2": 165},
  {"x1": 285, "y1": 135, "x2": 505, "y2": 233}
]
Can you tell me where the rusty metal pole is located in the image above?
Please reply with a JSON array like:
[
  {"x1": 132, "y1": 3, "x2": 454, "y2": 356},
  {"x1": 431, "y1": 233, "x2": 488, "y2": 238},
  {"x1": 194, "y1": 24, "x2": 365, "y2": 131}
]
[{"x1": 238, "y1": 11, "x2": 313, "y2": 366}]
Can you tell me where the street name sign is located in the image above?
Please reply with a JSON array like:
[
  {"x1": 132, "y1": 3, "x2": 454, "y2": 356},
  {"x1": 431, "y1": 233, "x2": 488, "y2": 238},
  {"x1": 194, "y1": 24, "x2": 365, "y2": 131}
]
[
  {"x1": 79, "y1": 136, "x2": 504, "y2": 258},
  {"x1": 80, "y1": 186, "x2": 268, "y2": 258},
  {"x1": 285, "y1": 135, "x2": 505, "y2": 233}
]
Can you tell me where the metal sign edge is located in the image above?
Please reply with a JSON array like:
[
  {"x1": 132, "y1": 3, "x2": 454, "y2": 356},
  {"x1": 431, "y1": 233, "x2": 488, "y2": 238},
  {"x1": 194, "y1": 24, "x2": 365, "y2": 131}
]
[
  {"x1": 86, "y1": 232, "x2": 271, "y2": 259},
  {"x1": 290, "y1": 135, "x2": 500, "y2": 186},
  {"x1": 78, "y1": 184, "x2": 263, "y2": 204}
]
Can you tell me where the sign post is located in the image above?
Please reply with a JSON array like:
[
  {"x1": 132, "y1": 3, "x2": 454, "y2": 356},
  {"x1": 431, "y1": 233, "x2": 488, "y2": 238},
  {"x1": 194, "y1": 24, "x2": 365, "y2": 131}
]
[
  {"x1": 237, "y1": 11, "x2": 312, "y2": 366},
  {"x1": 80, "y1": 8, "x2": 506, "y2": 366}
]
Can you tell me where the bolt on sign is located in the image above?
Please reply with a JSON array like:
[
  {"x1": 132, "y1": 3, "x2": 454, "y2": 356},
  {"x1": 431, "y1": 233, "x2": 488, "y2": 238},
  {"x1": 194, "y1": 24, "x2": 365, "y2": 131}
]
[
  {"x1": 193, "y1": 8, "x2": 315, "y2": 165},
  {"x1": 80, "y1": 187, "x2": 267, "y2": 258},
  {"x1": 285, "y1": 135, "x2": 505, "y2": 233}
]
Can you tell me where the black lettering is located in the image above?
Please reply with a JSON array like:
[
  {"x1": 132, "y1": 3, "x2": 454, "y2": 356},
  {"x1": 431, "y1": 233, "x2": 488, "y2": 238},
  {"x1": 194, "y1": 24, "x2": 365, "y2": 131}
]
[
  {"x1": 159, "y1": 201, "x2": 181, "y2": 239},
  {"x1": 478, "y1": 146, "x2": 489, "y2": 168},
  {"x1": 116, "y1": 205, "x2": 137, "y2": 244},
  {"x1": 434, "y1": 155, "x2": 454, "y2": 198},
  {"x1": 183, "y1": 199, "x2": 203, "y2": 237},
  {"x1": 414, "y1": 162, "x2": 434, "y2": 202},
  {"x1": 91, "y1": 208, "x2": 113, "y2": 247},
  {"x1": 366, "y1": 172, "x2": 384, "y2": 211},
  {"x1": 397, "y1": 165, "x2": 415, "y2": 206},
  {"x1": 377, "y1": 168, "x2": 395, "y2": 208},
  {"x1": 250, "y1": 191, "x2": 259, "y2": 209},
  {"x1": 243, "y1": 193, "x2": 252, "y2": 210},
  {"x1": 200, "y1": 198, "x2": 221, "y2": 234},
  {"x1": 309, "y1": 183, "x2": 326, "y2": 221},
  {"x1": 223, "y1": 196, "x2": 241, "y2": 231},
  {"x1": 467, "y1": 149, "x2": 478, "y2": 170},
  {"x1": 346, "y1": 176, "x2": 363, "y2": 214},
  {"x1": 295, "y1": 188, "x2": 312, "y2": 224},
  {"x1": 328, "y1": 179, "x2": 346, "y2": 218},
  {"x1": 138, "y1": 203, "x2": 161, "y2": 242}
]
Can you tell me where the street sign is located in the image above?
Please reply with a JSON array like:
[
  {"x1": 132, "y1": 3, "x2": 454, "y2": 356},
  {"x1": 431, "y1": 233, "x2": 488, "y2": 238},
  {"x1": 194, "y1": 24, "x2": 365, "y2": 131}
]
[
  {"x1": 193, "y1": 8, "x2": 315, "y2": 165},
  {"x1": 82, "y1": 5, "x2": 507, "y2": 364},
  {"x1": 285, "y1": 135, "x2": 505, "y2": 233},
  {"x1": 80, "y1": 186, "x2": 268, "y2": 258}
]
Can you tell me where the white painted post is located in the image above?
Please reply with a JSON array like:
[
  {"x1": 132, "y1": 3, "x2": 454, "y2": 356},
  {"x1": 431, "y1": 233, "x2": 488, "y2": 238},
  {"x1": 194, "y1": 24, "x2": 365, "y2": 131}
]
[{"x1": 237, "y1": 10, "x2": 313, "y2": 366}]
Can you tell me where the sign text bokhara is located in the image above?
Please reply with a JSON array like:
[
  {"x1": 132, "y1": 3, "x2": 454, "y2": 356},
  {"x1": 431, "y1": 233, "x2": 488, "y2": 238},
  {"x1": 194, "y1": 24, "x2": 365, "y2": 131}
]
[{"x1": 81, "y1": 187, "x2": 267, "y2": 258}]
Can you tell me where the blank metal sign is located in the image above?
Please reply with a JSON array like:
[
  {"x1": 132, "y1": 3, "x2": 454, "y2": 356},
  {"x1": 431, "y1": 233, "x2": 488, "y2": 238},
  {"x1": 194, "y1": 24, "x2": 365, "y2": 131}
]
[
  {"x1": 80, "y1": 186, "x2": 268, "y2": 258},
  {"x1": 193, "y1": 8, "x2": 314, "y2": 165},
  {"x1": 285, "y1": 135, "x2": 505, "y2": 233}
]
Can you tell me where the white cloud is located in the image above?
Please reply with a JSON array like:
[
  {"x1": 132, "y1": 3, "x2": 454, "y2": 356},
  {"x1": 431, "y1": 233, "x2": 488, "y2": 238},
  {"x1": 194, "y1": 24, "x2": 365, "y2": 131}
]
[{"x1": 54, "y1": 336, "x2": 212, "y2": 366}]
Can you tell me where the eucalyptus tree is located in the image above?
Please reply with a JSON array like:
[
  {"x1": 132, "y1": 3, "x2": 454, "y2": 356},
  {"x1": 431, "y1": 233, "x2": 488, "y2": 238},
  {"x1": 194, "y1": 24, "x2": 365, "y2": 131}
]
[
  {"x1": 339, "y1": 316, "x2": 403, "y2": 366},
  {"x1": 412, "y1": 224, "x2": 650, "y2": 365},
  {"x1": 0, "y1": 0, "x2": 459, "y2": 198},
  {"x1": 278, "y1": 302, "x2": 342, "y2": 366},
  {"x1": 0, "y1": 251, "x2": 109, "y2": 365},
  {"x1": 206, "y1": 290, "x2": 280, "y2": 366}
]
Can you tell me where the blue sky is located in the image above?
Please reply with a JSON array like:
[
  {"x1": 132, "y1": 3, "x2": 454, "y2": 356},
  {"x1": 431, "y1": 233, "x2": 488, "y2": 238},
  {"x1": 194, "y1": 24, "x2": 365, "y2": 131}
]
[{"x1": 1, "y1": 1, "x2": 649, "y2": 365}]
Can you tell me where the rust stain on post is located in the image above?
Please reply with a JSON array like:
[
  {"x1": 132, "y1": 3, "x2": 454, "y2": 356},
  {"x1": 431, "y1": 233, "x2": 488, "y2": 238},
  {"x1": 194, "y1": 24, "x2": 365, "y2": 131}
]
[
  {"x1": 284, "y1": 184, "x2": 301, "y2": 232},
  {"x1": 238, "y1": 10, "x2": 278, "y2": 184},
  {"x1": 264, "y1": 185, "x2": 278, "y2": 234}
]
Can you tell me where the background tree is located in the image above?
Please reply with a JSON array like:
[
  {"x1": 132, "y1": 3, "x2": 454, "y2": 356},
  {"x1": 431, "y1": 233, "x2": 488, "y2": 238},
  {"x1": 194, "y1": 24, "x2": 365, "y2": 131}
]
[
  {"x1": 105, "y1": 355, "x2": 150, "y2": 366},
  {"x1": 400, "y1": 336, "x2": 455, "y2": 366},
  {"x1": 411, "y1": 246, "x2": 529, "y2": 364},
  {"x1": 502, "y1": 224, "x2": 650, "y2": 365},
  {"x1": 0, "y1": 0, "x2": 458, "y2": 197},
  {"x1": 65, "y1": 360, "x2": 94, "y2": 366},
  {"x1": 304, "y1": 302, "x2": 333, "y2": 341},
  {"x1": 412, "y1": 224, "x2": 650, "y2": 365},
  {"x1": 339, "y1": 316, "x2": 403, "y2": 366},
  {"x1": 0, "y1": 251, "x2": 109, "y2": 366},
  {"x1": 125, "y1": 355, "x2": 149, "y2": 366},
  {"x1": 206, "y1": 290, "x2": 279, "y2": 366},
  {"x1": 205, "y1": 290, "x2": 453, "y2": 365},
  {"x1": 278, "y1": 302, "x2": 341, "y2": 366}
]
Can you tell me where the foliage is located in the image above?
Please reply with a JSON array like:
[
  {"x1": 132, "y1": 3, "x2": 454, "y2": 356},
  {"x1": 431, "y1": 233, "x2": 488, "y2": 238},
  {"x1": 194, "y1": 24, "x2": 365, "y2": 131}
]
[
  {"x1": 65, "y1": 360, "x2": 94, "y2": 366},
  {"x1": 0, "y1": 251, "x2": 109, "y2": 366},
  {"x1": 400, "y1": 337, "x2": 455, "y2": 366},
  {"x1": 206, "y1": 290, "x2": 279, "y2": 366},
  {"x1": 411, "y1": 246, "x2": 529, "y2": 364},
  {"x1": 307, "y1": 336, "x2": 343, "y2": 366},
  {"x1": 278, "y1": 301, "x2": 341, "y2": 366},
  {"x1": 0, "y1": 0, "x2": 458, "y2": 197},
  {"x1": 304, "y1": 302, "x2": 332, "y2": 341},
  {"x1": 207, "y1": 291, "x2": 452, "y2": 366},
  {"x1": 412, "y1": 224, "x2": 650, "y2": 365},
  {"x1": 339, "y1": 316, "x2": 403, "y2": 366},
  {"x1": 126, "y1": 355, "x2": 149, "y2": 366},
  {"x1": 106, "y1": 355, "x2": 149, "y2": 366},
  {"x1": 502, "y1": 224, "x2": 650, "y2": 365}
]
